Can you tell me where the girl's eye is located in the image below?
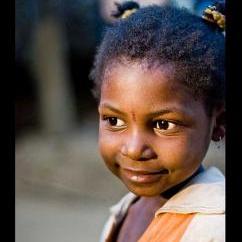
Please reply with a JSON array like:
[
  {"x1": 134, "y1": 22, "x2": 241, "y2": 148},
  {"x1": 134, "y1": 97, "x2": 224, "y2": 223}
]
[
  {"x1": 154, "y1": 120, "x2": 176, "y2": 130},
  {"x1": 105, "y1": 117, "x2": 125, "y2": 127}
]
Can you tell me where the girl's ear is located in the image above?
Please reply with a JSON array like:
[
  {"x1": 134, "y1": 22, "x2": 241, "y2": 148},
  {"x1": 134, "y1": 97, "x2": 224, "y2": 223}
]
[{"x1": 212, "y1": 105, "x2": 225, "y2": 142}]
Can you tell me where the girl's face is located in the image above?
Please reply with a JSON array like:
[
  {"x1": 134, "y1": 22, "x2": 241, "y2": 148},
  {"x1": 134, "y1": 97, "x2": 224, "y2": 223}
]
[{"x1": 98, "y1": 63, "x2": 216, "y2": 197}]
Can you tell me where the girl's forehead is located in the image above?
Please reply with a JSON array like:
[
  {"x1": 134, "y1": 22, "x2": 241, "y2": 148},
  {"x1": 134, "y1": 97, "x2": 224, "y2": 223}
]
[
  {"x1": 102, "y1": 62, "x2": 187, "y2": 97},
  {"x1": 104, "y1": 61, "x2": 163, "y2": 87},
  {"x1": 100, "y1": 62, "x2": 205, "y2": 116}
]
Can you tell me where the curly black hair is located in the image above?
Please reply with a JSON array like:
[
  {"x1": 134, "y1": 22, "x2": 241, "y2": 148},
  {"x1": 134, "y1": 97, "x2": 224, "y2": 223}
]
[{"x1": 89, "y1": 2, "x2": 225, "y2": 116}]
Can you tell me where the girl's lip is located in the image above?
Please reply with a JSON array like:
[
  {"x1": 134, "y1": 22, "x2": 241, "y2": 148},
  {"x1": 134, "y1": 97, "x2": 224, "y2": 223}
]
[
  {"x1": 122, "y1": 166, "x2": 169, "y2": 175},
  {"x1": 121, "y1": 167, "x2": 169, "y2": 184}
]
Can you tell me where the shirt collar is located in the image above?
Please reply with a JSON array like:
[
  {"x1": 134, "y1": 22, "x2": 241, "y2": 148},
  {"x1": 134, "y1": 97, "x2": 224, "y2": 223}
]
[{"x1": 155, "y1": 166, "x2": 225, "y2": 215}]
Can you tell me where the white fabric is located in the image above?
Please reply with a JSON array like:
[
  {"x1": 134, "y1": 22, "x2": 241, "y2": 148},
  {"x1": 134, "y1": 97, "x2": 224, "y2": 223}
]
[{"x1": 181, "y1": 213, "x2": 225, "y2": 242}]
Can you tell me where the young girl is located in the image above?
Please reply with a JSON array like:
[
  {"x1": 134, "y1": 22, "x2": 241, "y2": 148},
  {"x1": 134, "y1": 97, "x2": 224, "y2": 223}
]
[{"x1": 90, "y1": 1, "x2": 225, "y2": 241}]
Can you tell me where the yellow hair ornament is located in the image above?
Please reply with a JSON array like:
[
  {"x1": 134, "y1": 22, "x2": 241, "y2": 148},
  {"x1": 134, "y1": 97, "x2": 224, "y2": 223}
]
[
  {"x1": 112, "y1": 1, "x2": 140, "y2": 19},
  {"x1": 202, "y1": 5, "x2": 225, "y2": 31},
  {"x1": 121, "y1": 8, "x2": 138, "y2": 19}
]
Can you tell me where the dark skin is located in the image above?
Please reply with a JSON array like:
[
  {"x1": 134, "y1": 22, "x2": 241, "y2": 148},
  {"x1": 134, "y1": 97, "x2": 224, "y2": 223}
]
[
  {"x1": 98, "y1": 62, "x2": 225, "y2": 242},
  {"x1": 115, "y1": 196, "x2": 167, "y2": 242}
]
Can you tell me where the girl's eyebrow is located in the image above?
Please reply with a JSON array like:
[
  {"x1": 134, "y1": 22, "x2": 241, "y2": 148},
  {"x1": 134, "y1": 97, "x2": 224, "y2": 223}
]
[
  {"x1": 99, "y1": 103, "x2": 125, "y2": 115},
  {"x1": 148, "y1": 108, "x2": 186, "y2": 116},
  {"x1": 99, "y1": 103, "x2": 188, "y2": 116}
]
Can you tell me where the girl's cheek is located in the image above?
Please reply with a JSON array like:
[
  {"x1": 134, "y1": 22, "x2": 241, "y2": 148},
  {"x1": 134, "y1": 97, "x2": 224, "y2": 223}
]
[
  {"x1": 155, "y1": 137, "x2": 196, "y2": 168},
  {"x1": 98, "y1": 132, "x2": 119, "y2": 163},
  {"x1": 98, "y1": 136, "x2": 121, "y2": 177}
]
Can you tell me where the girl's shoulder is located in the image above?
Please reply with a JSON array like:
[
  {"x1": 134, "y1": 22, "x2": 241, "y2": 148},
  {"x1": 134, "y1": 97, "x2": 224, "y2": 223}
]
[
  {"x1": 159, "y1": 166, "x2": 225, "y2": 242},
  {"x1": 155, "y1": 166, "x2": 225, "y2": 215}
]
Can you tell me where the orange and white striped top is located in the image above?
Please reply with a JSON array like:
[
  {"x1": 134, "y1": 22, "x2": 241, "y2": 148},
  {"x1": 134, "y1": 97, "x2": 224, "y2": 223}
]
[{"x1": 100, "y1": 166, "x2": 225, "y2": 242}]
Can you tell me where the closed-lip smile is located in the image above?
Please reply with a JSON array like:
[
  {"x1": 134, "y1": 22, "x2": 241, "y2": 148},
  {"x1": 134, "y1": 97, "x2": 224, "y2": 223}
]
[{"x1": 121, "y1": 166, "x2": 169, "y2": 184}]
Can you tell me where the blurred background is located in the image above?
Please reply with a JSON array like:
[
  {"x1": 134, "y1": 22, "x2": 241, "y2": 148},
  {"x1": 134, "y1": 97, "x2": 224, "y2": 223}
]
[{"x1": 15, "y1": 0, "x2": 224, "y2": 242}]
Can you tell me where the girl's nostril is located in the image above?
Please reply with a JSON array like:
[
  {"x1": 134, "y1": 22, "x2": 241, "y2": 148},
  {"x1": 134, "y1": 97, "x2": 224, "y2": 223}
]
[{"x1": 121, "y1": 142, "x2": 157, "y2": 161}]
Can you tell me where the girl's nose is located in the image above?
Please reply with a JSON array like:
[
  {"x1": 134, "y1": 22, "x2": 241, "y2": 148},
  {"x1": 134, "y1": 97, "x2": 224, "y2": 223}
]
[{"x1": 121, "y1": 134, "x2": 157, "y2": 161}]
